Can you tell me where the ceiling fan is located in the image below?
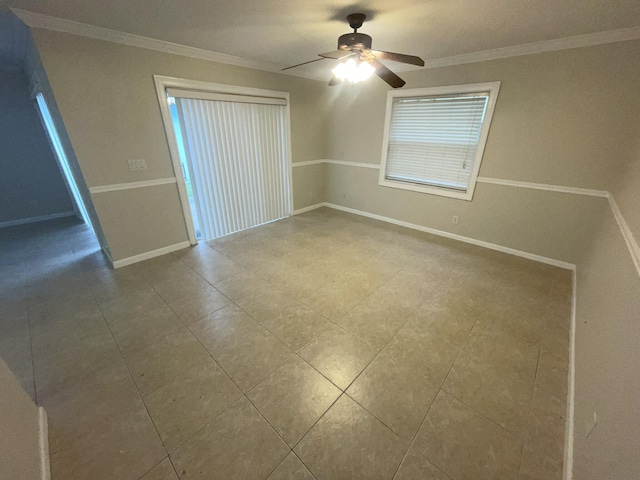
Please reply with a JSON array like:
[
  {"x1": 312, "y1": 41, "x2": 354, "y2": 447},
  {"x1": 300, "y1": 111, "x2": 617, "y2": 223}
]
[{"x1": 282, "y1": 13, "x2": 424, "y2": 88}]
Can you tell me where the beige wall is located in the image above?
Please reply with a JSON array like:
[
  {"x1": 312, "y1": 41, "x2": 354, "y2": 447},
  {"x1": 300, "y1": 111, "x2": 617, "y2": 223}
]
[
  {"x1": 292, "y1": 162, "x2": 327, "y2": 211},
  {"x1": 326, "y1": 164, "x2": 608, "y2": 264},
  {"x1": 573, "y1": 211, "x2": 640, "y2": 480},
  {"x1": 0, "y1": 357, "x2": 43, "y2": 480},
  {"x1": 31, "y1": 28, "x2": 328, "y2": 261}
]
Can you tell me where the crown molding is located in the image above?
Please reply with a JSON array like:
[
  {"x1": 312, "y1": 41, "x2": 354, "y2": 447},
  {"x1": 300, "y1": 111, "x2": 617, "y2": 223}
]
[
  {"x1": 422, "y1": 26, "x2": 640, "y2": 69},
  {"x1": 10, "y1": 8, "x2": 326, "y2": 81},
  {"x1": 11, "y1": 8, "x2": 640, "y2": 79}
]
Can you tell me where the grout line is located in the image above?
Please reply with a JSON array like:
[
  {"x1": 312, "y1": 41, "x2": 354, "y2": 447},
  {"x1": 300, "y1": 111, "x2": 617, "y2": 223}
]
[{"x1": 93, "y1": 285, "x2": 170, "y2": 458}]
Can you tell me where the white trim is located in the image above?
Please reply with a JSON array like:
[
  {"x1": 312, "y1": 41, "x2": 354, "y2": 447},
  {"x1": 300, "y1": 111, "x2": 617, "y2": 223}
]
[
  {"x1": 292, "y1": 203, "x2": 326, "y2": 215},
  {"x1": 12, "y1": 9, "x2": 640, "y2": 80},
  {"x1": 564, "y1": 268, "x2": 577, "y2": 480},
  {"x1": 421, "y1": 26, "x2": 640, "y2": 69},
  {"x1": 378, "y1": 82, "x2": 501, "y2": 202},
  {"x1": 166, "y1": 88, "x2": 287, "y2": 106},
  {"x1": 294, "y1": 202, "x2": 574, "y2": 269},
  {"x1": 89, "y1": 178, "x2": 177, "y2": 194},
  {"x1": 38, "y1": 407, "x2": 50, "y2": 480},
  {"x1": 0, "y1": 211, "x2": 75, "y2": 229},
  {"x1": 113, "y1": 241, "x2": 190, "y2": 268},
  {"x1": 292, "y1": 160, "x2": 326, "y2": 168},
  {"x1": 292, "y1": 159, "x2": 381, "y2": 169},
  {"x1": 477, "y1": 177, "x2": 609, "y2": 198},
  {"x1": 10, "y1": 8, "x2": 304, "y2": 78},
  {"x1": 607, "y1": 194, "x2": 640, "y2": 277}
]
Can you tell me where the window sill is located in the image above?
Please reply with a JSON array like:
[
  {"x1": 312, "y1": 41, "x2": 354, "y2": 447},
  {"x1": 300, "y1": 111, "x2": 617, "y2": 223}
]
[{"x1": 378, "y1": 177, "x2": 475, "y2": 201}]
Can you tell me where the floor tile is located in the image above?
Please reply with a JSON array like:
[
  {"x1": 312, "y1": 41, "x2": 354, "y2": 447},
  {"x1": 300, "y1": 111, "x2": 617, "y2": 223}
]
[
  {"x1": 337, "y1": 296, "x2": 414, "y2": 350},
  {"x1": 518, "y1": 445, "x2": 563, "y2": 480},
  {"x1": 150, "y1": 271, "x2": 212, "y2": 304},
  {"x1": 99, "y1": 286, "x2": 166, "y2": 322},
  {"x1": 170, "y1": 397, "x2": 289, "y2": 479},
  {"x1": 33, "y1": 330, "x2": 122, "y2": 400},
  {"x1": 143, "y1": 357, "x2": 242, "y2": 452},
  {"x1": 107, "y1": 304, "x2": 185, "y2": 356},
  {"x1": 260, "y1": 302, "x2": 331, "y2": 351},
  {"x1": 294, "y1": 395, "x2": 408, "y2": 480},
  {"x1": 167, "y1": 286, "x2": 230, "y2": 325},
  {"x1": 235, "y1": 287, "x2": 298, "y2": 323},
  {"x1": 534, "y1": 350, "x2": 569, "y2": 400},
  {"x1": 49, "y1": 406, "x2": 166, "y2": 480},
  {"x1": 1, "y1": 209, "x2": 573, "y2": 480},
  {"x1": 29, "y1": 304, "x2": 109, "y2": 356},
  {"x1": 299, "y1": 324, "x2": 377, "y2": 390},
  {"x1": 139, "y1": 458, "x2": 179, "y2": 480},
  {"x1": 442, "y1": 345, "x2": 536, "y2": 435},
  {"x1": 347, "y1": 353, "x2": 439, "y2": 438},
  {"x1": 525, "y1": 387, "x2": 566, "y2": 463},
  {"x1": 247, "y1": 356, "x2": 341, "y2": 446},
  {"x1": 266, "y1": 452, "x2": 315, "y2": 480},
  {"x1": 40, "y1": 361, "x2": 141, "y2": 455},
  {"x1": 413, "y1": 391, "x2": 522, "y2": 480},
  {"x1": 123, "y1": 327, "x2": 210, "y2": 395},
  {"x1": 382, "y1": 317, "x2": 464, "y2": 387},
  {"x1": 213, "y1": 271, "x2": 272, "y2": 301},
  {"x1": 213, "y1": 324, "x2": 294, "y2": 392},
  {"x1": 394, "y1": 446, "x2": 451, "y2": 480},
  {"x1": 188, "y1": 304, "x2": 259, "y2": 356}
]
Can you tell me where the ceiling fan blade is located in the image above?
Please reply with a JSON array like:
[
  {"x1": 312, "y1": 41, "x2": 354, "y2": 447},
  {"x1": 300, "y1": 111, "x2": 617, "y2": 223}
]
[
  {"x1": 369, "y1": 58, "x2": 406, "y2": 88},
  {"x1": 318, "y1": 50, "x2": 355, "y2": 60},
  {"x1": 371, "y1": 50, "x2": 425, "y2": 66},
  {"x1": 328, "y1": 75, "x2": 342, "y2": 86},
  {"x1": 281, "y1": 57, "x2": 327, "y2": 71}
]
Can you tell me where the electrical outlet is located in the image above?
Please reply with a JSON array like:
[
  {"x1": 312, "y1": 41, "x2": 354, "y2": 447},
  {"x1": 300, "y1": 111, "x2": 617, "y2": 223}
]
[
  {"x1": 128, "y1": 159, "x2": 147, "y2": 171},
  {"x1": 452, "y1": 215, "x2": 459, "y2": 225}
]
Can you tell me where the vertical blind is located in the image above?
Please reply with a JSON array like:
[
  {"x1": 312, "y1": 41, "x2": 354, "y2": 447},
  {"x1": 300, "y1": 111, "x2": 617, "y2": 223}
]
[
  {"x1": 174, "y1": 95, "x2": 290, "y2": 240},
  {"x1": 384, "y1": 93, "x2": 489, "y2": 191}
]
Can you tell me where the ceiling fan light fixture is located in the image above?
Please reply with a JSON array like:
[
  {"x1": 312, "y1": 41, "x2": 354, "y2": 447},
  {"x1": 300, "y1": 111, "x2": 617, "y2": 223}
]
[{"x1": 332, "y1": 58, "x2": 375, "y2": 84}]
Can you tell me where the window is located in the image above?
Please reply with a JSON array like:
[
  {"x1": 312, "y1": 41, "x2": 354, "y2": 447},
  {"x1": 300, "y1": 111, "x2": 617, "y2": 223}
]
[{"x1": 379, "y1": 82, "x2": 500, "y2": 201}]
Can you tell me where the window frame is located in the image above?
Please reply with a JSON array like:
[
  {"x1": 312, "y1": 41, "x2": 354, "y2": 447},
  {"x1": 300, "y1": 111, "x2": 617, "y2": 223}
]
[{"x1": 378, "y1": 82, "x2": 501, "y2": 201}]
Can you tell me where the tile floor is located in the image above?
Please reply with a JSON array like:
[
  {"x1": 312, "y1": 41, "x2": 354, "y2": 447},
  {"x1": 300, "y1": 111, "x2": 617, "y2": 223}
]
[{"x1": 0, "y1": 208, "x2": 572, "y2": 480}]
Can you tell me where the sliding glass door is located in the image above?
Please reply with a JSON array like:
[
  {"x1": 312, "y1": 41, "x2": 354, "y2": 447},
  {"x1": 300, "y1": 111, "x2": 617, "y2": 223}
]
[{"x1": 170, "y1": 91, "x2": 290, "y2": 241}]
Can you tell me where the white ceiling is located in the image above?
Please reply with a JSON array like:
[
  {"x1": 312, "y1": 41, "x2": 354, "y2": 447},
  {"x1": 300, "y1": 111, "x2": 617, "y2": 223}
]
[{"x1": 5, "y1": 0, "x2": 640, "y2": 79}]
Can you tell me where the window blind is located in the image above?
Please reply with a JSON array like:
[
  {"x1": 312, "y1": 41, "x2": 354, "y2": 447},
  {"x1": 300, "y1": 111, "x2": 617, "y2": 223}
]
[
  {"x1": 384, "y1": 93, "x2": 489, "y2": 191},
  {"x1": 174, "y1": 97, "x2": 290, "y2": 240}
]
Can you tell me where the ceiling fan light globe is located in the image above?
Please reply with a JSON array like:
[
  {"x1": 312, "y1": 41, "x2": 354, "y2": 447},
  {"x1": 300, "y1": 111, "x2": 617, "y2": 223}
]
[
  {"x1": 356, "y1": 61, "x2": 375, "y2": 82},
  {"x1": 332, "y1": 58, "x2": 374, "y2": 84}
]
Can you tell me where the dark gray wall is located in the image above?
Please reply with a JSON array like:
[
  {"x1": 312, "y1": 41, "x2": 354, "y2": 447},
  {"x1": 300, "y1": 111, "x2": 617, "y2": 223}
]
[{"x1": 0, "y1": 68, "x2": 74, "y2": 224}]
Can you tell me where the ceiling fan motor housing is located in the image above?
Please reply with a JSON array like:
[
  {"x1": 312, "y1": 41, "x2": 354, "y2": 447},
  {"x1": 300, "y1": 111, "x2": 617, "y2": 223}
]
[{"x1": 338, "y1": 32, "x2": 372, "y2": 51}]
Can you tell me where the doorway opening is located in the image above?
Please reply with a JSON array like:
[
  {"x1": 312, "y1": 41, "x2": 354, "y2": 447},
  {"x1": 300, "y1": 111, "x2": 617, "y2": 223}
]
[
  {"x1": 34, "y1": 92, "x2": 94, "y2": 232},
  {"x1": 168, "y1": 97, "x2": 202, "y2": 240}
]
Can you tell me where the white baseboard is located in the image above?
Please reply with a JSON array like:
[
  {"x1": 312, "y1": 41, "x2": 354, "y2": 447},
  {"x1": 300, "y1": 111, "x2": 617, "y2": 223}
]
[
  {"x1": 0, "y1": 211, "x2": 75, "y2": 229},
  {"x1": 292, "y1": 203, "x2": 326, "y2": 215},
  {"x1": 38, "y1": 407, "x2": 50, "y2": 480},
  {"x1": 564, "y1": 269, "x2": 577, "y2": 480},
  {"x1": 112, "y1": 241, "x2": 191, "y2": 268},
  {"x1": 297, "y1": 202, "x2": 575, "y2": 270}
]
